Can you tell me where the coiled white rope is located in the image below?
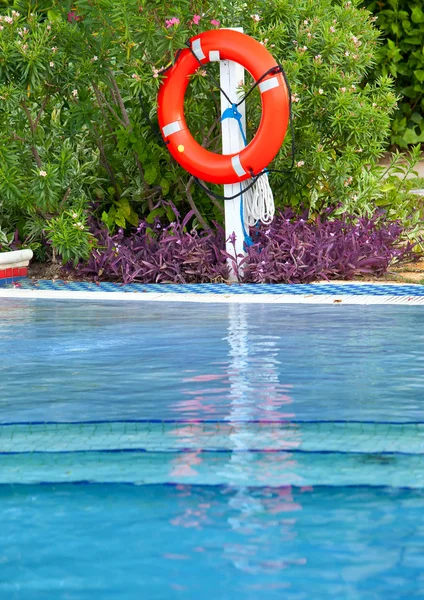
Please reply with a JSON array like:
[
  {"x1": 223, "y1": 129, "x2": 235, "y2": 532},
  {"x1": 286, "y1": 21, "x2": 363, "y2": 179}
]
[{"x1": 242, "y1": 173, "x2": 275, "y2": 227}]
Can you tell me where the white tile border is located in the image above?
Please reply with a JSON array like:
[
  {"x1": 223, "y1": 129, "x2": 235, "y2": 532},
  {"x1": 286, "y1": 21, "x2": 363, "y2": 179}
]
[{"x1": 1, "y1": 288, "x2": 424, "y2": 305}]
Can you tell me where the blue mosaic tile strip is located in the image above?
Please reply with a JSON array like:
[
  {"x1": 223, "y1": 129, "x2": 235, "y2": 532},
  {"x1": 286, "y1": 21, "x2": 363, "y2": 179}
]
[
  {"x1": 0, "y1": 276, "x2": 26, "y2": 286},
  {"x1": 1, "y1": 278, "x2": 424, "y2": 296}
]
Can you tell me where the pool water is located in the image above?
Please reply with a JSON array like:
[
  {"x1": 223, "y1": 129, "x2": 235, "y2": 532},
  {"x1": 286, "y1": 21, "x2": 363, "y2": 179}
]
[{"x1": 1, "y1": 300, "x2": 424, "y2": 598}]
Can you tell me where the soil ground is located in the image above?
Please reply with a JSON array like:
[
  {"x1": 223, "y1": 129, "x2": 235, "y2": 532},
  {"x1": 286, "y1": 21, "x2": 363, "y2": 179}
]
[{"x1": 28, "y1": 262, "x2": 92, "y2": 282}]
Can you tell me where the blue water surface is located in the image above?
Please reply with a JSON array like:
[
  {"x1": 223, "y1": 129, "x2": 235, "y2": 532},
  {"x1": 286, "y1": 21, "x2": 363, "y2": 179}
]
[
  {"x1": 1, "y1": 300, "x2": 424, "y2": 423},
  {"x1": 1, "y1": 299, "x2": 424, "y2": 598}
]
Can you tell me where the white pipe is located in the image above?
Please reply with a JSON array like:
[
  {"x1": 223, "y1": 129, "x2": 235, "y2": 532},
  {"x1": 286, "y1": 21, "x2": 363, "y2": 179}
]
[{"x1": 220, "y1": 27, "x2": 246, "y2": 281}]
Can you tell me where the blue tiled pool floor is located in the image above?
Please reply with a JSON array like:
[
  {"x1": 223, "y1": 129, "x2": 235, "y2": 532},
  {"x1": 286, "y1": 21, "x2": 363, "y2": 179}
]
[{"x1": 2, "y1": 484, "x2": 423, "y2": 600}]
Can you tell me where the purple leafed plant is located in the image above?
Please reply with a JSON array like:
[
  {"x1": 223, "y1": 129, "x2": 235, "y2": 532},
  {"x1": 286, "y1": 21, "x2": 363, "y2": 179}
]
[
  {"x1": 242, "y1": 209, "x2": 417, "y2": 283},
  {"x1": 77, "y1": 209, "x2": 418, "y2": 284},
  {"x1": 78, "y1": 210, "x2": 229, "y2": 284}
]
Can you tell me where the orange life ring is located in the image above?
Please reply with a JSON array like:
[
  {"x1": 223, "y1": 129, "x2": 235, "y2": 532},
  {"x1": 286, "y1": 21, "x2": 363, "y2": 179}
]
[{"x1": 157, "y1": 29, "x2": 290, "y2": 185}]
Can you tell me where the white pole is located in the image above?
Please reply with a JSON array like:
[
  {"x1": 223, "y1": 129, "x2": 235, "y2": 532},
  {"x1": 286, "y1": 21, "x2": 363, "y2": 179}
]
[{"x1": 220, "y1": 27, "x2": 246, "y2": 281}]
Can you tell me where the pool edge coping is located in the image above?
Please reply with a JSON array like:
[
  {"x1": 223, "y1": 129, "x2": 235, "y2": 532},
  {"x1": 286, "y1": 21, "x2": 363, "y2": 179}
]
[{"x1": 2, "y1": 287, "x2": 424, "y2": 305}]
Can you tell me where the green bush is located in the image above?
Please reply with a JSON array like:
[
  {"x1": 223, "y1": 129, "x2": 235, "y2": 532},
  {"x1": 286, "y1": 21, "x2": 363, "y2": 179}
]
[
  {"x1": 0, "y1": 0, "x2": 402, "y2": 264},
  {"x1": 364, "y1": 0, "x2": 424, "y2": 148}
]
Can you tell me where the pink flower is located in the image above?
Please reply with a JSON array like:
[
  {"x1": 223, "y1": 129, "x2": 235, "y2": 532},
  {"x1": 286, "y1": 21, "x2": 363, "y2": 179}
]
[
  {"x1": 192, "y1": 14, "x2": 201, "y2": 25},
  {"x1": 251, "y1": 14, "x2": 261, "y2": 22},
  {"x1": 67, "y1": 11, "x2": 81, "y2": 23},
  {"x1": 210, "y1": 19, "x2": 220, "y2": 27},
  {"x1": 165, "y1": 17, "x2": 180, "y2": 28}
]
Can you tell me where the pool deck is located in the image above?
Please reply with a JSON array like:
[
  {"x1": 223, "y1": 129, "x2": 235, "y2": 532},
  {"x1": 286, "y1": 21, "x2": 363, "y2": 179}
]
[{"x1": 1, "y1": 278, "x2": 424, "y2": 304}]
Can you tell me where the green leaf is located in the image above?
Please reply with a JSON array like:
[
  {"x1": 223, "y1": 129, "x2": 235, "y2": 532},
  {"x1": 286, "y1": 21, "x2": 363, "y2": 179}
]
[
  {"x1": 117, "y1": 198, "x2": 131, "y2": 217},
  {"x1": 144, "y1": 164, "x2": 157, "y2": 185},
  {"x1": 127, "y1": 209, "x2": 140, "y2": 228},
  {"x1": 166, "y1": 206, "x2": 176, "y2": 222},
  {"x1": 115, "y1": 214, "x2": 126, "y2": 227},
  {"x1": 160, "y1": 177, "x2": 170, "y2": 195},
  {"x1": 415, "y1": 70, "x2": 424, "y2": 82},
  {"x1": 380, "y1": 183, "x2": 397, "y2": 192},
  {"x1": 411, "y1": 112, "x2": 423, "y2": 124},
  {"x1": 402, "y1": 128, "x2": 420, "y2": 145},
  {"x1": 411, "y1": 6, "x2": 424, "y2": 24},
  {"x1": 47, "y1": 9, "x2": 62, "y2": 22},
  {"x1": 146, "y1": 207, "x2": 164, "y2": 223},
  {"x1": 401, "y1": 86, "x2": 418, "y2": 98}
]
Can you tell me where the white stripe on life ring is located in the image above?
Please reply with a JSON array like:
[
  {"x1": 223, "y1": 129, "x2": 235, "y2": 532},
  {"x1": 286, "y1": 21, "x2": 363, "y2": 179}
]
[
  {"x1": 192, "y1": 38, "x2": 206, "y2": 61},
  {"x1": 162, "y1": 121, "x2": 182, "y2": 138},
  {"x1": 231, "y1": 155, "x2": 246, "y2": 178},
  {"x1": 259, "y1": 76, "x2": 280, "y2": 94},
  {"x1": 209, "y1": 50, "x2": 220, "y2": 62}
]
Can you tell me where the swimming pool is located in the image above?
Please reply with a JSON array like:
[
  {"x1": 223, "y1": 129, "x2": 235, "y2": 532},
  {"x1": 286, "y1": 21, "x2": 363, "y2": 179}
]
[{"x1": 1, "y1": 299, "x2": 424, "y2": 598}]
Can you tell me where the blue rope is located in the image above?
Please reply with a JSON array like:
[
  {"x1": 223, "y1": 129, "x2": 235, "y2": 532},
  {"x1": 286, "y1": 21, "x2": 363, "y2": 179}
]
[
  {"x1": 221, "y1": 104, "x2": 248, "y2": 146},
  {"x1": 221, "y1": 103, "x2": 255, "y2": 248}
]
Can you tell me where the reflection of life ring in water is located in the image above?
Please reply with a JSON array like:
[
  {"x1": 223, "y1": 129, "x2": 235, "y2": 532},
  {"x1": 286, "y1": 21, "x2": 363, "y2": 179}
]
[{"x1": 157, "y1": 29, "x2": 290, "y2": 185}]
